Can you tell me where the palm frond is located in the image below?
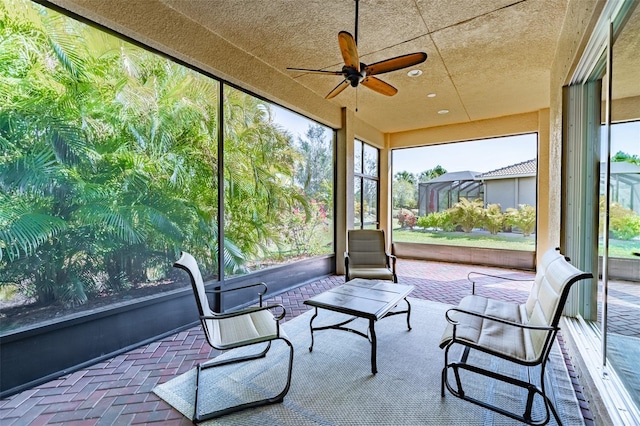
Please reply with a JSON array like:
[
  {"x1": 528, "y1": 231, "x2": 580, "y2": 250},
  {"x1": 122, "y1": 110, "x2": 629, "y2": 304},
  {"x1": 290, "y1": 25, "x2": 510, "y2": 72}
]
[
  {"x1": 0, "y1": 205, "x2": 67, "y2": 261},
  {"x1": 75, "y1": 204, "x2": 143, "y2": 245}
]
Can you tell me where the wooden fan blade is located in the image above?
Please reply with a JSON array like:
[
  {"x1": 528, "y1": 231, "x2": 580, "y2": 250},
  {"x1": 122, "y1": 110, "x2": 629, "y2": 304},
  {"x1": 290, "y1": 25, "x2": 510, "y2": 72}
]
[
  {"x1": 325, "y1": 79, "x2": 350, "y2": 99},
  {"x1": 338, "y1": 31, "x2": 360, "y2": 72},
  {"x1": 287, "y1": 67, "x2": 344, "y2": 76},
  {"x1": 365, "y1": 52, "x2": 428, "y2": 76},
  {"x1": 361, "y1": 76, "x2": 398, "y2": 96}
]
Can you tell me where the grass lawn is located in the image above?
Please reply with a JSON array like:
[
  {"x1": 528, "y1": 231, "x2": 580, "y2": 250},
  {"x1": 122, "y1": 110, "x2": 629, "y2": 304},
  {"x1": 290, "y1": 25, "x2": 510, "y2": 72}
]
[{"x1": 392, "y1": 228, "x2": 640, "y2": 259}]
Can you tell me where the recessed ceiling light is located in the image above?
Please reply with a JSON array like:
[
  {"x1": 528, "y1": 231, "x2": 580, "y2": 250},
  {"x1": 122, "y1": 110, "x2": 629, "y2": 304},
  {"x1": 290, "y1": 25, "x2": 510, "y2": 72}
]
[
  {"x1": 427, "y1": 93, "x2": 436, "y2": 98},
  {"x1": 407, "y1": 69, "x2": 422, "y2": 77},
  {"x1": 438, "y1": 109, "x2": 449, "y2": 114}
]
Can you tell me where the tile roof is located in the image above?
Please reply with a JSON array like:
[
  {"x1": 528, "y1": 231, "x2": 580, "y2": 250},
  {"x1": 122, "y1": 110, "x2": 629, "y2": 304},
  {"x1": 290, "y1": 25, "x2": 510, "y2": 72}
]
[{"x1": 477, "y1": 159, "x2": 537, "y2": 179}]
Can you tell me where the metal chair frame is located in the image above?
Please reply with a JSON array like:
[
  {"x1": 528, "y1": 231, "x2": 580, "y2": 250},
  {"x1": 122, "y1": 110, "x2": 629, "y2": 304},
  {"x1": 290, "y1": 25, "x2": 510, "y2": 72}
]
[
  {"x1": 440, "y1": 249, "x2": 592, "y2": 425},
  {"x1": 174, "y1": 252, "x2": 294, "y2": 423}
]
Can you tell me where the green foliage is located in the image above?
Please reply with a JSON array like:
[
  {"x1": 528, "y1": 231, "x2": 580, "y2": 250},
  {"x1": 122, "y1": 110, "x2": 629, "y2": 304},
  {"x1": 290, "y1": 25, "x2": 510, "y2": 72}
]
[
  {"x1": 612, "y1": 151, "x2": 640, "y2": 166},
  {"x1": 483, "y1": 204, "x2": 505, "y2": 235},
  {"x1": 394, "y1": 171, "x2": 416, "y2": 185},
  {"x1": 418, "y1": 165, "x2": 447, "y2": 182},
  {"x1": 279, "y1": 199, "x2": 329, "y2": 256},
  {"x1": 416, "y1": 211, "x2": 454, "y2": 232},
  {"x1": 393, "y1": 179, "x2": 416, "y2": 209},
  {"x1": 416, "y1": 214, "x2": 433, "y2": 229},
  {"x1": 396, "y1": 209, "x2": 417, "y2": 229},
  {"x1": 505, "y1": 204, "x2": 536, "y2": 237},
  {"x1": 0, "y1": 1, "x2": 333, "y2": 310},
  {"x1": 607, "y1": 202, "x2": 640, "y2": 240},
  {"x1": 449, "y1": 198, "x2": 484, "y2": 233}
]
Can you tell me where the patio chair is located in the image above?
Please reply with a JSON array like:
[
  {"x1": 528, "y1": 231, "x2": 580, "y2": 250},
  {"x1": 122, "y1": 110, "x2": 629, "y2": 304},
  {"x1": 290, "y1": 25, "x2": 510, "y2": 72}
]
[
  {"x1": 173, "y1": 252, "x2": 294, "y2": 423},
  {"x1": 440, "y1": 248, "x2": 592, "y2": 425},
  {"x1": 345, "y1": 229, "x2": 397, "y2": 282}
]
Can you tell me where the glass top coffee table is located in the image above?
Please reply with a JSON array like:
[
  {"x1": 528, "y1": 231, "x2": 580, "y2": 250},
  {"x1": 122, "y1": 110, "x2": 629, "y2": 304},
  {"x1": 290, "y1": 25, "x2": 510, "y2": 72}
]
[{"x1": 303, "y1": 278, "x2": 414, "y2": 374}]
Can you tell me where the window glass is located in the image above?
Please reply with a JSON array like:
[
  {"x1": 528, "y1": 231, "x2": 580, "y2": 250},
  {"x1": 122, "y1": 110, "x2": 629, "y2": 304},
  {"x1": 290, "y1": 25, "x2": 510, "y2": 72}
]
[
  {"x1": 392, "y1": 134, "x2": 537, "y2": 251},
  {"x1": 363, "y1": 179, "x2": 378, "y2": 227},
  {"x1": 223, "y1": 87, "x2": 334, "y2": 275},
  {"x1": 0, "y1": 0, "x2": 219, "y2": 331},
  {"x1": 354, "y1": 140, "x2": 379, "y2": 229},
  {"x1": 363, "y1": 143, "x2": 378, "y2": 176},
  {"x1": 354, "y1": 178, "x2": 362, "y2": 228},
  {"x1": 354, "y1": 139, "x2": 363, "y2": 173},
  {"x1": 0, "y1": 0, "x2": 333, "y2": 331}
]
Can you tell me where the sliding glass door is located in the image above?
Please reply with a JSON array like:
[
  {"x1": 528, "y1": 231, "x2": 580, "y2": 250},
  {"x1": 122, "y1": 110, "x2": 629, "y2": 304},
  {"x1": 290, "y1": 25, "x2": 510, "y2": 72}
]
[
  {"x1": 564, "y1": 1, "x2": 639, "y2": 417},
  {"x1": 599, "y1": 3, "x2": 640, "y2": 406}
]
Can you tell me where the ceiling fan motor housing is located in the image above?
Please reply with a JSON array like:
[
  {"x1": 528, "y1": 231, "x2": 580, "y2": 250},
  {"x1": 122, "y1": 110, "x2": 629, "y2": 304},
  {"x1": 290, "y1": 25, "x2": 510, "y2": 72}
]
[{"x1": 343, "y1": 65, "x2": 366, "y2": 87}]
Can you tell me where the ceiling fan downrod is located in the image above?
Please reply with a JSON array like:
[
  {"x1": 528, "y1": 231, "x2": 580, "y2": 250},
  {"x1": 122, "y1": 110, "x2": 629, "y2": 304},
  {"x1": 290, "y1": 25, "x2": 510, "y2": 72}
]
[{"x1": 354, "y1": 0, "x2": 359, "y2": 45}]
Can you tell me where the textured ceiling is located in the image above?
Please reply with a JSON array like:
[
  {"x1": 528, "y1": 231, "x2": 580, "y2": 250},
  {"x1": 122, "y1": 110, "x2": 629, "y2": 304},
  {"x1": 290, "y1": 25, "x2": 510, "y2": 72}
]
[
  {"x1": 151, "y1": 0, "x2": 637, "y2": 134},
  {"x1": 157, "y1": 0, "x2": 569, "y2": 133}
]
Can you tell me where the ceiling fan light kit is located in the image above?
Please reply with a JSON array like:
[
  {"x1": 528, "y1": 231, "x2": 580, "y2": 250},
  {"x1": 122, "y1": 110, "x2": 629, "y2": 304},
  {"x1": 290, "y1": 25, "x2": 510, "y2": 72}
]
[{"x1": 287, "y1": 0, "x2": 427, "y2": 100}]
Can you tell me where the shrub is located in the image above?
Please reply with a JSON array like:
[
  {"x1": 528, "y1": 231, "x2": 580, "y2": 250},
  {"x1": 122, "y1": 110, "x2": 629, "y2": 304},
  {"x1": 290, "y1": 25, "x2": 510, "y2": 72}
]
[
  {"x1": 483, "y1": 204, "x2": 505, "y2": 235},
  {"x1": 505, "y1": 204, "x2": 536, "y2": 236},
  {"x1": 607, "y1": 202, "x2": 640, "y2": 240},
  {"x1": 417, "y1": 211, "x2": 454, "y2": 231},
  {"x1": 416, "y1": 214, "x2": 435, "y2": 230},
  {"x1": 280, "y1": 200, "x2": 329, "y2": 256},
  {"x1": 449, "y1": 198, "x2": 484, "y2": 233},
  {"x1": 396, "y1": 209, "x2": 417, "y2": 229}
]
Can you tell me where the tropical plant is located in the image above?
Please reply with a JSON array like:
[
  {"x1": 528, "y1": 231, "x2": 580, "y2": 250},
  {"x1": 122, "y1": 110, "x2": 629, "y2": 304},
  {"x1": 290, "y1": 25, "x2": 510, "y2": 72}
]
[
  {"x1": 505, "y1": 204, "x2": 536, "y2": 237},
  {"x1": 483, "y1": 204, "x2": 505, "y2": 235},
  {"x1": 0, "y1": 0, "x2": 333, "y2": 311},
  {"x1": 449, "y1": 198, "x2": 484, "y2": 233},
  {"x1": 394, "y1": 170, "x2": 416, "y2": 185},
  {"x1": 418, "y1": 165, "x2": 447, "y2": 182},
  {"x1": 294, "y1": 124, "x2": 333, "y2": 205},
  {"x1": 416, "y1": 210, "x2": 454, "y2": 232}
]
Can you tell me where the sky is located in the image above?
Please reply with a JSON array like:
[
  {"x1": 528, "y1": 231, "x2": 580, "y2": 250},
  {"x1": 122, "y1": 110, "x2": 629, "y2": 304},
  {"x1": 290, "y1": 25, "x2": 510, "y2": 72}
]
[
  {"x1": 272, "y1": 103, "x2": 638, "y2": 176},
  {"x1": 271, "y1": 104, "x2": 332, "y2": 139},
  {"x1": 393, "y1": 134, "x2": 538, "y2": 176}
]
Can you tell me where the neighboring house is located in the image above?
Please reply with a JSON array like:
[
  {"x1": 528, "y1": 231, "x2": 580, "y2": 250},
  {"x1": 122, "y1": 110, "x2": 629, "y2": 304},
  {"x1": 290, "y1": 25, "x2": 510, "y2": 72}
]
[
  {"x1": 417, "y1": 159, "x2": 536, "y2": 217},
  {"x1": 477, "y1": 159, "x2": 537, "y2": 211}
]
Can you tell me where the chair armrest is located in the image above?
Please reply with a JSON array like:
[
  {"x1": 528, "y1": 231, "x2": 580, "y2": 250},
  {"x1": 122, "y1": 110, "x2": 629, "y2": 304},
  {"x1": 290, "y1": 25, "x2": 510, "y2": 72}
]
[
  {"x1": 344, "y1": 252, "x2": 350, "y2": 280},
  {"x1": 265, "y1": 304, "x2": 287, "y2": 321},
  {"x1": 466, "y1": 271, "x2": 532, "y2": 295},
  {"x1": 206, "y1": 282, "x2": 268, "y2": 305},
  {"x1": 202, "y1": 304, "x2": 285, "y2": 321},
  {"x1": 444, "y1": 306, "x2": 555, "y2": 332},
  {"x1": 387, "y1": 253, "x2": 397, "y2": 271}
]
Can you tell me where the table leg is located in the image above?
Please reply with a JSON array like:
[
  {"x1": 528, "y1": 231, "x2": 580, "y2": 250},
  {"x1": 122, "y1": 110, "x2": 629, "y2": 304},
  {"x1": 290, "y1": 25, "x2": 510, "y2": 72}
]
[
  {"x1": 405, "y1": 297, "x2": 412, "y2": 330},
  {"x1": 369, "y1": 318, "x2": 377, "y2": 374},
  {"x1": 308, "y1": 307, "x2": 318, "y2": 352}
]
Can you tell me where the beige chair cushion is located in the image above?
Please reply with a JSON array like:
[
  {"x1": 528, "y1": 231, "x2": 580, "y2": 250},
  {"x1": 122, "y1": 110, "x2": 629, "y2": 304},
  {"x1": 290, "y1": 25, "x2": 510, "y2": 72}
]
[
  {"x1": 440, "y1": 295, "x2": 536, "y2": 362},
  {"x1": 348, "y1": 266, "x2": 395, "y2": 281},
  {"x1": 207, "y1": 309, "x2": 279, "y2": 349}
]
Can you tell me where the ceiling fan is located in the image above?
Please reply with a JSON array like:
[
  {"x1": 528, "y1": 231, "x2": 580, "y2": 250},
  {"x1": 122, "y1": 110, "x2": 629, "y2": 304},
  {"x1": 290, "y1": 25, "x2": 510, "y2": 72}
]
[{"x1": 287, "y1": 0, "x2": 427, "y2": 99}]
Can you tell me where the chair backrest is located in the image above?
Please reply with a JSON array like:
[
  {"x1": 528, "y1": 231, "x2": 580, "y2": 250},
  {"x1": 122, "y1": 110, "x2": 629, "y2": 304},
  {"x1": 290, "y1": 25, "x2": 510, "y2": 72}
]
[
  {"x1": 524, "y1": 248, "x2": 592, "y2": 356},
  {"x1": 173, "y1": 251, "x2": 211, "y2": 318},
  {"x1": 347, "y1": 229, "x2": 388, "y2": 266}
]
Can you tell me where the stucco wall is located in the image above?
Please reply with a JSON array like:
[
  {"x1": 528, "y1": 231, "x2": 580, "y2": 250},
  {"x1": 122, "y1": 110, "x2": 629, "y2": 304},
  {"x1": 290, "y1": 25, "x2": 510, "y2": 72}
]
[
  {"x1": 485, "y1": 176, "x2": 536, "y2": 211},
  {"x1": 545, "y1": 0, "x2": 605, "y2": 254}
]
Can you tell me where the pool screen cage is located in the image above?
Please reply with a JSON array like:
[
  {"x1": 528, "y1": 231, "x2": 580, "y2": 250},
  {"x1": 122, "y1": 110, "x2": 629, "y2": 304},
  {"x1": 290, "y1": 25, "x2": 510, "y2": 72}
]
[{"x1": 418, "y1": 172, "x2": 484, "y2": 217}]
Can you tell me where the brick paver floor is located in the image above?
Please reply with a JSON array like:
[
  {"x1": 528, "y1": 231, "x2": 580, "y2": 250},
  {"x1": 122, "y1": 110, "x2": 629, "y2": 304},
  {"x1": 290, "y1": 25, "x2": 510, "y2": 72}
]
[{"x1": 0, "y1": 259, "x2": 601, "y2": 425}]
